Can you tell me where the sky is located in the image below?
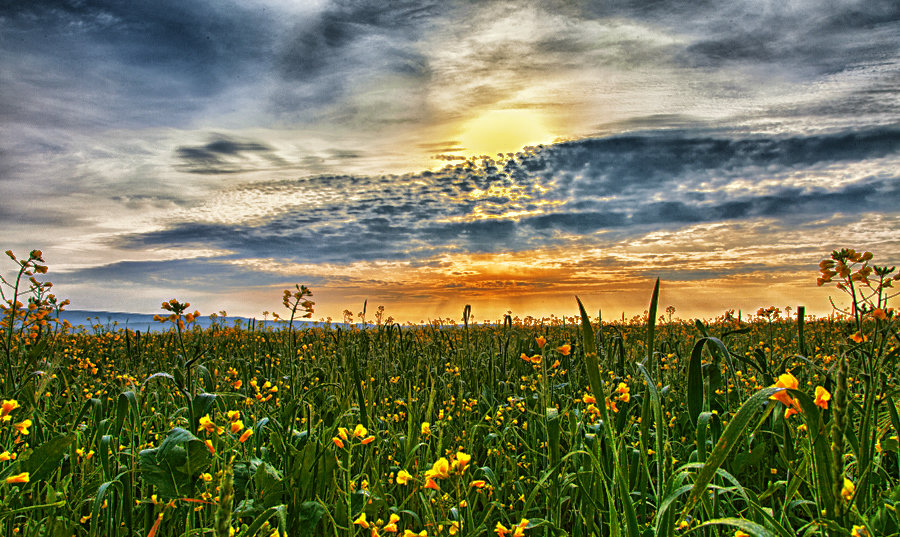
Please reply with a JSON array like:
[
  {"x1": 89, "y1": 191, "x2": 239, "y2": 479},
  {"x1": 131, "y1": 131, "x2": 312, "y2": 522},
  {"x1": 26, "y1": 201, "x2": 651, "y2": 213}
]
[{"x1": 1, "y1": 0, "x2": 899, "y2": 323}]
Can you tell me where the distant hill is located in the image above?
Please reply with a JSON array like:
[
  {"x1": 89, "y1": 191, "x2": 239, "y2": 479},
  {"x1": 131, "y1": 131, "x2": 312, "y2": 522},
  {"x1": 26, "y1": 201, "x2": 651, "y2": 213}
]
[{"x1": 56, "y1": 310, "x2": 298, "y2": 333}]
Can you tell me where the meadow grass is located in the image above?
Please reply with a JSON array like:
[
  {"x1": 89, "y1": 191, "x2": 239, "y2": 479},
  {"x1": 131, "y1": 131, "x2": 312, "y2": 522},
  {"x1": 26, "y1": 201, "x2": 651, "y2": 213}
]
[{"x1": 0, "y1": 248, "x2": 897, "y2": 537}]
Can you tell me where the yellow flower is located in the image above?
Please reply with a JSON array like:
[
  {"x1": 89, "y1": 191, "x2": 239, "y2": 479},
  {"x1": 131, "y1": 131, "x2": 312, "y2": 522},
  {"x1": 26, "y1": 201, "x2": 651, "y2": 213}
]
[
  {"x1": 0, "y1": 451, "x2": 13, "y2": 462},
  {"x1": 425, "y1": 457, "x2": 450, "y2": 480},
  {"x1": 735, "y1": 531, "x2": 750, "y2": 537},
  {"x1": 615, "y1": 382, "x2": 631, "y2": 403},
  {"x1": 383, "y1": 514, "x2": 401, "y2": 533},
  {"x1": 337, "y1": 427, "x2": 349, "y2": 441},
  {"x1": 402, "y1": 530, "x2": 427, "y2": 537},
  {"x1": 513, "y1": 519, "x2": 529, "y2": 537},
  {"x1": 556, "y1": 344, "x2": 571, "y2": 356},
  {"x1": 197, "y1": 414, "x2": 223, "y2": 435},
  {"x1": 420, "y1": 422, "x2": 431, "y2": 436},
  {"x1": 814, "y1": 386, "x2": 831, "y2": 409},
  {"x1": 5, "y1": 472, "x2": 29, "y2": 484},
  {"x1": 841, "y1": 478, "x2": 855, "y2": 501},
  {"x1": 200, "y1": 472, "x2": 213, "y2": 482},
  {"x1": 495, "y1": 523, "x2": 511, "y2": 537},
  {"x1": 849, "y1": 332, "x2": 866, "y2": 344},
  {"x1": 424, "y1": 477, "x2": 439, "y2": 490},
  {"x1": 851, "y1": 525, "x2": 870, "y2": 537},
  {"x1": 229, "y1": 419, "x2": 244, "y2": 434},
  {"x1": 13, "y1": 419, "x2": 31, "y2": 436},
  {"x1": 395, "y1": 469, "x2": 412, "y2": 485},
  {"x1": 353, "y1": 512, "x2": 369, "y2": 529},
  {"x1": 1, "y1": 400, "x2": 19, "y2": 422},
  {"x1": 204, "y1": 439, "x2": 215, "y2": 454},
  {"x1": 452, "y1": 452, "x2": 472, "y2": 475},
  {"x1": 353, "y1": 424, "x2": 367, "y2": 438},
  {"x1": 360, "y1": 435, "x2": 375, "y2": 445}
]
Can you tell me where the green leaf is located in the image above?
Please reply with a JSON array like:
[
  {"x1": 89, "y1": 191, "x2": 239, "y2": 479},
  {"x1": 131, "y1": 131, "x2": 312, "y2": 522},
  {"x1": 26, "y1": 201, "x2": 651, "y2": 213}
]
[
  {"x1": 0, "y1": 433, "x2": 76, "y2": 483},
  {"x1": 297, "y1": 501, "x2": 326, "y2": 537},
  {"x1": 139, "y1": 427, "x2": 210, "y2": 498},
  {"x1": 680, "y1": 386, "x2": 779, "y2": 516}
]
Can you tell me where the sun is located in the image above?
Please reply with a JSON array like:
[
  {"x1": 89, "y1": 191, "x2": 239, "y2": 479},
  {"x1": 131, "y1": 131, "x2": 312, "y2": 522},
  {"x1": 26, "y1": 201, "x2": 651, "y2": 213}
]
[{"x1": 458, "y1": 109, "x2": 555, "y2": 158}]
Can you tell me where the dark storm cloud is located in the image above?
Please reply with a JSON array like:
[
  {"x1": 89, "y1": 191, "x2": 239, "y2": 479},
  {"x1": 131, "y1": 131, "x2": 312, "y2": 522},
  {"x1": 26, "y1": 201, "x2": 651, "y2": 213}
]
[
  {"x1": 277, "y1": 1, "x2": 438, "y2": 80},
  {"x1": 0, "y1": 0, "x2": 275, "y2": 128},
  {"x1": 175, "y1": 135, "x2": 286, "y2": 174},
  {"x1": 269, "y1": 0, "x2": 441, "y2": 115},
  {"x1": 114, "y1": 127, "x2": 900, "y2": 265}
]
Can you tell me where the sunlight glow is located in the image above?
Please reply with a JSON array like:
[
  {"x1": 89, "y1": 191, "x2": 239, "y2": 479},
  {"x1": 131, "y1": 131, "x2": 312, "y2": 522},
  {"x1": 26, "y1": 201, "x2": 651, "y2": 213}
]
[{"x1": 458, "y1": 109, "x2": 556, "y2": 157}]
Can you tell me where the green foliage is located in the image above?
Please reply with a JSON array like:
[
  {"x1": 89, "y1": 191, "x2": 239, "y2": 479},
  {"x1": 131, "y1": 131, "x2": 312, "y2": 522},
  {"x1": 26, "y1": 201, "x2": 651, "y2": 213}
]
[{"x1": 0, "y1": 248, "x2": 897, "y2": 536}]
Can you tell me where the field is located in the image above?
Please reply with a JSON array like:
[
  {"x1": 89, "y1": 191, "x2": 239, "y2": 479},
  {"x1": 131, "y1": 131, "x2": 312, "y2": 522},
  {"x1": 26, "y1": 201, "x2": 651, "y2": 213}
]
[{"x1": 0, "y1": 249, "x2": 897, "y2": 537}]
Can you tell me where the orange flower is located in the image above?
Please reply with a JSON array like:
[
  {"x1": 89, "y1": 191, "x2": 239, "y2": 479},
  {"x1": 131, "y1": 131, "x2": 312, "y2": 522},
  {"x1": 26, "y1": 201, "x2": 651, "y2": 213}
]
[
  {"x1": 556, "y1": 344, "x2": 571, "y2": 356},
  {"x1": 424, "y1": 477, "x2": 439, "y2": 491},
  {"x1": 814, "y1": 386, "x2": 831, "y2": 409},
  {"x1": 1, "y1": 400, "x2": 19, "y2": 422},
  {"x1": 197, "y1": 414, "x2": 223, "y2": 435},
  {"x1": 332, "y1": 436, "x2": 344, "y2": 449},
  {"x1": 238, "y1": 429, "x2": 253, "y2": 443},
  {"x1": 770, "y1": 373, "x2": 798, "y2": 407},
  {"x1": 13, "y1": 419, "x2": 31, "y2": 436},
  {"x1": 5, "y1": 472, "x2": 28, "y2": 484},
  {"x1": 229, "y1": 420, "x2": 244, "y2": 434},
  {"x1": 360, "y1": 435, "x2": 375, "y2": 445},
  {"x1": 535, "y1": 336, "x2": 546, "y2": 349},
  {"x1": 849, "y1": 333, "x2": 865, "y2": 344},
  {"x1": 871, "y1": 308, "x2": 887, "y2": 321},
  {"x1": 204, "y1": 439, "x2": 215, "y2": 454}
]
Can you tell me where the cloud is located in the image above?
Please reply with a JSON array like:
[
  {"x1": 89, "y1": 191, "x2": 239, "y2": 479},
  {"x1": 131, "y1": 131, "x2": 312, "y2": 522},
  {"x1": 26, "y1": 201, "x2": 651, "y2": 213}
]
[
  {"x1": 111, "y1": 127, "x2": 900, "y2": 266},
  {"x1": 175, "y1": 135, "x2": 287, "y2": 174}
]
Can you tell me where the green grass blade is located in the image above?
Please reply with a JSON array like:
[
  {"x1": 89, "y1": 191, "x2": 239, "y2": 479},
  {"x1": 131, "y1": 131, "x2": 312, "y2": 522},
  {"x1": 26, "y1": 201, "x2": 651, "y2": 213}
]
[
  {"x1": 646, "y1": 277, "x2": 660, "y2": 365},
  {"x1": 687, "y1": 339, "x2": 704, "y2": 428},
  {"x1": 680, "y1": 386, "x2": 779, "y2": 516},
  {"x1": 684, "y1": 517, "x2": 776, "y2": 537}
]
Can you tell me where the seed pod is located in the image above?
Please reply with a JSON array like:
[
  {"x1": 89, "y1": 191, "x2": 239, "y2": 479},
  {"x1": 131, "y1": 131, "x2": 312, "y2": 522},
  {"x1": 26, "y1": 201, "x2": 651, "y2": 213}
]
[{"x1": 215, "y1": 456, "x2": 235, "y2": 537}]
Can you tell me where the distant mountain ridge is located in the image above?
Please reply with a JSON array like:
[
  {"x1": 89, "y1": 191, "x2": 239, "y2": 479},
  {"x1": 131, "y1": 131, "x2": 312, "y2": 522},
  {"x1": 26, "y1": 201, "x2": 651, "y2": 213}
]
[{"x1": 57, "y1": 309, "x2": 290, "y2": 333}]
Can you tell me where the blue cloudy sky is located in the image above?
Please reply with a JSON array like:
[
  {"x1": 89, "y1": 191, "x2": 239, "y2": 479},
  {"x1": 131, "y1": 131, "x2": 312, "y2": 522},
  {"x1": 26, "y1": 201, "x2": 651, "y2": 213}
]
[{"x1": 1, "y1": 0, "x2": 898, "y2": 321}]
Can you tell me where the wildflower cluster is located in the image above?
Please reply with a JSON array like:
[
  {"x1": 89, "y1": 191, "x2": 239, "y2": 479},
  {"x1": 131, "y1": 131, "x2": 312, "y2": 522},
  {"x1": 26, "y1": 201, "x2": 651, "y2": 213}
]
[
  {"x1": 769, "y1": 372, "x2": 830, "y2": 419},
  {"x1": 153, "y1": 299, "x2": 201, "y2": 330},
  {"x1": 817, "y1": 248, "x2": 898, "y2": 316}
]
